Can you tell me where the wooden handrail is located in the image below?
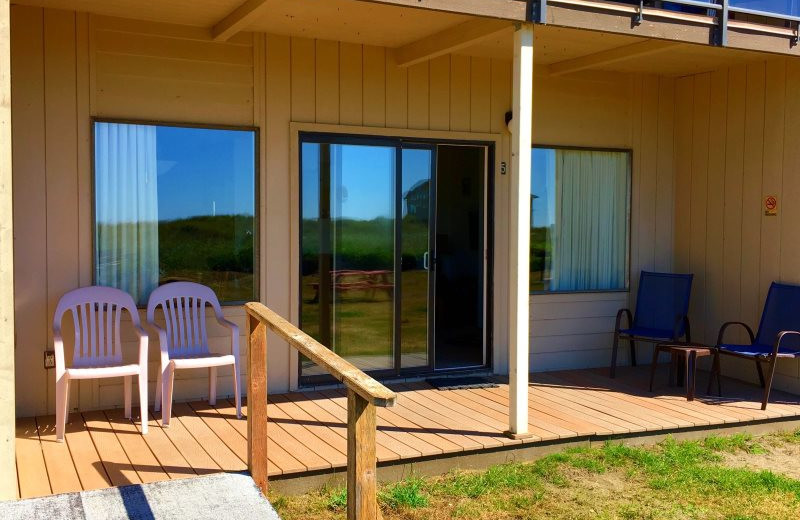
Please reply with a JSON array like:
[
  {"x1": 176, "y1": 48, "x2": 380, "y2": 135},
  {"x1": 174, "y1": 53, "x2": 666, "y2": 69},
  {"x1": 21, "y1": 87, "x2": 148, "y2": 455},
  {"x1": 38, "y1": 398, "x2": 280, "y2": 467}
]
[{"x1": 245, "y1": 302, "x2": 396, "y2": 520}]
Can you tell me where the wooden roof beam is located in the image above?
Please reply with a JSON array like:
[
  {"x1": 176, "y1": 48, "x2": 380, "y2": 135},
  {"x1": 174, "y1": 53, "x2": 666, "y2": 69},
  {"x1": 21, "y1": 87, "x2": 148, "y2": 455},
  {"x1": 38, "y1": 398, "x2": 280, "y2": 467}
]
[
  {"x1": 212, "y1": 0, "x2": 270, "y2": 42},
  {"x1": 548, "y1": 39, "x2": 681, "y2": 76},
  {"x1": 393, "y1": 18, "x2": 511, "y2": 68}
]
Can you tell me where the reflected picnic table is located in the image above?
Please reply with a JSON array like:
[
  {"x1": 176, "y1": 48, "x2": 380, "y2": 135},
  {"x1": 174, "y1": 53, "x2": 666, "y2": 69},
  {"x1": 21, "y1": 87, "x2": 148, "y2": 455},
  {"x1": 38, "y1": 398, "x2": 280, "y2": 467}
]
[{"x1": 310, "y1": 270, "x2": 394, "y2": 302}]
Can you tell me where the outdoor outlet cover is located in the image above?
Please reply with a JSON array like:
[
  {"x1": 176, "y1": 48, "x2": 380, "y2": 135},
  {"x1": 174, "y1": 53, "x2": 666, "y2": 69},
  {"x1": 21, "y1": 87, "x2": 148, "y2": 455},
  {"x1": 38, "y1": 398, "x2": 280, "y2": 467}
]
[{"x1": 44, "y1": 350, "x2": 55, "y2": 369}]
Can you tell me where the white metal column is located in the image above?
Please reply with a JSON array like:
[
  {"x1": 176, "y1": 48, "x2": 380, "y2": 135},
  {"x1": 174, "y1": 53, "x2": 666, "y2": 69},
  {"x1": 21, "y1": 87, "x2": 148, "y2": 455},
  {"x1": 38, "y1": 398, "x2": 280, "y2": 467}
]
[
  {"x1": 0, "y1": 0, "x2": 15, "y2": 499},
  {"x1": 507, "y1": 22, "x2": 533, "y2": 439}
]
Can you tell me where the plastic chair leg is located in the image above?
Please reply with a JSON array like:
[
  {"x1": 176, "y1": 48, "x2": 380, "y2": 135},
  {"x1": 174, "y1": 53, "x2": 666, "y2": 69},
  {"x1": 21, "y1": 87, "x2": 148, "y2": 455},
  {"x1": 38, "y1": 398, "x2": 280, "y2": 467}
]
[
  {"x1": 56, "y1": 376, "x2": 69, "y2": 442},
  {"x1": 138, "y1": 371, "x2": 148, "y2": 435},
  {"x1": 209, "y1": 366, "x2": 217, "y2": 406},
  {"x1": 124, "y1": 375, "x2": 132, "y2": 419}
]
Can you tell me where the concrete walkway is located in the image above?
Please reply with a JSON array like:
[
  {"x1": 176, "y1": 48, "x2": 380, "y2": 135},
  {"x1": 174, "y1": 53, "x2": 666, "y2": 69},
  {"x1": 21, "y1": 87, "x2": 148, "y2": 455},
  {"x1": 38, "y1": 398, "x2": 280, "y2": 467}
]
[{"x1": 0, "y1": 473, "x2": 280, "y2": 520}]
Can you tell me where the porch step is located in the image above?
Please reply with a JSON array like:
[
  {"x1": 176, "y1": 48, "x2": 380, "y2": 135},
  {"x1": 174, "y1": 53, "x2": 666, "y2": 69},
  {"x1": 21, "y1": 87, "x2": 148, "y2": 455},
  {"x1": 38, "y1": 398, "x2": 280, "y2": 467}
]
[{"x1": 0, "y1": 473, "x2": 280, "y2": 520}]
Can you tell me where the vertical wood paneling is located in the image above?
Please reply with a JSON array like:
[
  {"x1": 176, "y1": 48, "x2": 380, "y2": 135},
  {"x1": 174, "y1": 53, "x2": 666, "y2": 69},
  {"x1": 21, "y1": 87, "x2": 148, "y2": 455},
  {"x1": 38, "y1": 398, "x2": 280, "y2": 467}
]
[
  {"x1": 490, "y1": 59, "x2": 511, "y2": 134},
  {"x1": 428, "y1": 55, "x2": 450, "y2": 131},
  {"x1": 781, "y1": 59, "x2": 800, "y2": 285},
  {"x1": 315, "y1": 40, "x2": 339, "y2": 124},
  {"x1": 44, "y1": 9, "x2": 80, "y2": 413},
  {"x1": 688, "y1": 73, "x2": 710, "y2": 341},
  {"x1": 362, "y1": 45, "x2": 385, "y2": 127},
  {"x1": 760, "y1": 59, "x2": 785, "y2": 305},
  {"x1": 11, "y1": 5, "x2": 48, "y2": 415},
  {"x1": 264, "y1": 33, "x2": 292, "y2": 392},
  {"x1": 628, "y1": 75, "x2": 643, "y2": 308},
  {"x1": 339, "y1": 42, "x2": 362, "y2": 126},
  {"x1": 290, "y1": 37, "x2": 315, "y2": 123},
  {"x1": 705, "y1": 68, "x2": 728, "y2": 340},
  {"x1": 722, "y1": 65, "x2": 746, "y2": 341},
  {"x1": 469, "y1": 57, "x2": 491, "y2": 133},
  {"x1": 638, "y1": 75, "x2": 659, "y2": 274},
  {"x1": 673, "y1": 77, "x2": 693, "y2": 274},
  {"x1": 741, "y1": 63, "x2": 765, "y2": 329},
  {"x1": 654, "y1": 77, "x2": 674, "y2": 272},
  {"x1": 384, "y1": 50, "x2": 407, "y2": 128},
  {"x1": 449, "y1": 54, "x2": 470, "y2": 131},
  {"x1": 407, "y1": 61, "x2": 429, "y2": 129}
]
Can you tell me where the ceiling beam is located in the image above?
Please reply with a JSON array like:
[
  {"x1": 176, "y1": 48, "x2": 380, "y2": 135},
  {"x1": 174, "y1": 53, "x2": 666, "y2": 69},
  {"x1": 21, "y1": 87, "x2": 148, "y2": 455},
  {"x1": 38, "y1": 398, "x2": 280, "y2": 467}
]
[
  {"x1": 393, "y1": 18, "x2": 511, "y2": 68},
  {"x1": 212, "y1": 0, "x2": 270, "y2": 41},
  {"x1": 548, "y1": 39, "x2": 681, "y2": 76}
]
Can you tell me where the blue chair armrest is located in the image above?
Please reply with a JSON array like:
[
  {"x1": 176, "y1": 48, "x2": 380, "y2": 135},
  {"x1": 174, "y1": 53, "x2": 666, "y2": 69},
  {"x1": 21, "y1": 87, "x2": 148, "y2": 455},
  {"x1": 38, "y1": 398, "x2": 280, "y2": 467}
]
[
  {"x1": 773, "y1": 330, "x2": 800, "y2": 357},
  {"x1": 615, "y1": 308, "x2": 632, "y2": 333},
  {"x1": 717, "y1": 321, "x2": 755, "y2": 347}
]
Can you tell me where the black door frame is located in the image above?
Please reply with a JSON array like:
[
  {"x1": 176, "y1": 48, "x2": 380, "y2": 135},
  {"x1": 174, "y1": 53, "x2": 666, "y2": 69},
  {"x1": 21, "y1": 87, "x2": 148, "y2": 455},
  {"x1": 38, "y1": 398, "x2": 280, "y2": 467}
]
[{"x1": 298, "y1": 131, "x2": 495, "y2": 386}]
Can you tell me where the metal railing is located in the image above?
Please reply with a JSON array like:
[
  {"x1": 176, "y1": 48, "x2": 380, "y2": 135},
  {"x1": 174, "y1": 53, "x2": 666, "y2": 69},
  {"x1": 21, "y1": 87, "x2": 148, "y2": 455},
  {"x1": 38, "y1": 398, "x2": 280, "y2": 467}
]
[{"x1": 533, "y1": 0, "x2": 800, "y2": 46}]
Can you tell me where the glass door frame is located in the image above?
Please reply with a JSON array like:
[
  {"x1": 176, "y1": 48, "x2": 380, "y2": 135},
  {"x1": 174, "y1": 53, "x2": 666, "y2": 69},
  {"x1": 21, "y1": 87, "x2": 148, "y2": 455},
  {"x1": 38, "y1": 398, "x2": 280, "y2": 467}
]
[{"x1": 297, "y1": 131, "x2": 495, "y2": 385}]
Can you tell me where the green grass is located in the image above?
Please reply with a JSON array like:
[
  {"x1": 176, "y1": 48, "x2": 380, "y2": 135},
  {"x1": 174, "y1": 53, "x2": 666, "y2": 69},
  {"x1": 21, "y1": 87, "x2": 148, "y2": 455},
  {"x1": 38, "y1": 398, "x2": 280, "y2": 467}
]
[{"x1": 272, "y1": 429, "x2": 800, "y2": 520}]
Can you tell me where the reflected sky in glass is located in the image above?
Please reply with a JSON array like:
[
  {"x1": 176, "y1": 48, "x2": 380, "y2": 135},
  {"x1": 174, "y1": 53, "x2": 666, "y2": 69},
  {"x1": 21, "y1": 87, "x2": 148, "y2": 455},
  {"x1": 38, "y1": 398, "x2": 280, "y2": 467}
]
[
  {"x1": 302, "y1": 142, "x2": 432, "y2": 221},
  {"x1": 532, "y1": 148, "x2": 556, "y2": 227},
  {"x1": 155, "y1": 126, "x2": 255, "y2": 221}
]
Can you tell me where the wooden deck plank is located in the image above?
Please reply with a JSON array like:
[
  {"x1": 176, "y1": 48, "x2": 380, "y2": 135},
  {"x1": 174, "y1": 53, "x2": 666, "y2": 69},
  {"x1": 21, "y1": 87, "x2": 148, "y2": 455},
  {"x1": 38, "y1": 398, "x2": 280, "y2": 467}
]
[
  {"x1": 392, "y1": 384, "x2": 514, "y2": 449},
  {"x1": 321, "y1": 388, "x2": 464, "y2": 455},
  {"x1": 154, "y1": 406, "x2": 221, "y2": 476},
  {"x1": 399, "y1": 383, "x2": 529, "y2": 443},
  {"x1": 269, "y1": 394, "x2": 348, "y2": 467},
  {"x1": 305, "y1": 391, "x2": 431, "y2": 459},
  {"x1": 104, "y1": 408, "x2": 169, "y2": 484},
  {"x1": 170, "y1": 402, "x2": 246, "y2": 472},
  {"x1": 15, "y1": 417, "x2": 51, "y2": 498},
  {"x1": 220, "y1": 400, "x2": 298, "y2": 475},
  {"x1": 35, "y1": 415, "x2": 83, "y2": 495},
  {"x1": 187, "y1": 401, "x2": 248, "y2": 465},
  {"x1": 537, "y1": 373, "x2": 670, "y2": 431},
  {"x1": 134, "y1": 411, "x2": 197, "y2": 480},
  {"x1": 553, "y1": 370, "x2": 697, "y2": 428},
  {"x1": 226, "y1": 399, "x2": 305, "y2": 475},
  {"x1": 15, "y1": 367, "x2": 800, "y2": 498},
  {"x1": 63, "y1": 412, "x2": 112, "y2": 491},
  {"x1": 83, "y1": 410, "x2": 142, "y2": 487}
]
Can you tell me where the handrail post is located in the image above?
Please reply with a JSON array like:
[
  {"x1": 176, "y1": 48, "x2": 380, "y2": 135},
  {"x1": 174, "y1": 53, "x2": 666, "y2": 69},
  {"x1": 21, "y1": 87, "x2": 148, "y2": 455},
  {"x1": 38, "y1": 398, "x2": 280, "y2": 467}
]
[
  {"x1": 347, "y1": 388, "x2": 378, "y2": 520},
  {"x1": 247, "y1": 314, "x2": 269, "y2": 494}
]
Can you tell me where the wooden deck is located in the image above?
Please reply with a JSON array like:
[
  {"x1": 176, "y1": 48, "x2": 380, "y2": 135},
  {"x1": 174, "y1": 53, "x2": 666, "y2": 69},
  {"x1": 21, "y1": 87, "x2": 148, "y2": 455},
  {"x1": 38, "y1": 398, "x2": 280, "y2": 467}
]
[{"x1": 14, "y1": 366, "x2": 800, "y2": 499}]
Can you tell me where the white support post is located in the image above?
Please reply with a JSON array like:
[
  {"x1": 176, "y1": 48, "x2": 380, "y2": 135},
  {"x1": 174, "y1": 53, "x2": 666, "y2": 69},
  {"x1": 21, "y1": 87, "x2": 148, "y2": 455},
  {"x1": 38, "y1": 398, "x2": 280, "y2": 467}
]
[
  {"x1": 507, "y1": 22, "x2": 533, "y2": 440},
  {"x1": 0, "y1": 0, "x2": 15, "y2": 499}
]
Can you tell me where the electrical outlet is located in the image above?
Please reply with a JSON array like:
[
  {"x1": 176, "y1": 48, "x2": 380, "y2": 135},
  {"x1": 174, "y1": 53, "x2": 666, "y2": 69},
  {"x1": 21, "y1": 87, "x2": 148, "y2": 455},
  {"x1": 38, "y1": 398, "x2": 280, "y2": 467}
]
[{"x1": 44, "y1": 350, "x2": 55, "y2": 369}]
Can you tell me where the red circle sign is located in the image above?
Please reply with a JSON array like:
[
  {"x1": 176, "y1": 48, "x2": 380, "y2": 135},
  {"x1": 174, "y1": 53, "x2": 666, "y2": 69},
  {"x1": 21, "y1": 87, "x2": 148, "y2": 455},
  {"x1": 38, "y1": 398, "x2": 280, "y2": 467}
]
[{"x1": 765, "y1": 196, "x2": 777, "y2": 211}]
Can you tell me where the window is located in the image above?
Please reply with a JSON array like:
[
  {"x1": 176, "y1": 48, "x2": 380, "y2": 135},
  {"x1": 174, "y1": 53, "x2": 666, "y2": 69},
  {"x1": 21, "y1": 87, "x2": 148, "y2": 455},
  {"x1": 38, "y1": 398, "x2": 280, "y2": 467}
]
[
  {"x1": 93, "y1": 121, "x2": 257, "y2": 305},
  {"x1": 530, "y1": 147, "x2": 630, "y2": 293}
]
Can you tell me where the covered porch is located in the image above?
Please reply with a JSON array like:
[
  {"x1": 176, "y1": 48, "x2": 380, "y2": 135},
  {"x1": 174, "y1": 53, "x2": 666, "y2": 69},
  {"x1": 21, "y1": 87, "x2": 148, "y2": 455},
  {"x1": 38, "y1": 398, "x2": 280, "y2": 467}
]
[
  {"x1": 4, "y1": 0, "x2": 800, "y2": 511},
  {"x1": 14, "y1": 366, "x2": 800, "y2": 499}
]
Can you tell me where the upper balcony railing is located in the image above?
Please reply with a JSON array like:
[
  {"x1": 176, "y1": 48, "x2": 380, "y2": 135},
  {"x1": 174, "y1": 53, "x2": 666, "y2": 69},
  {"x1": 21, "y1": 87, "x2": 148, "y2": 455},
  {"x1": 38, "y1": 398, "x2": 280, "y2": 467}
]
[{"x1": 533, "y1": 0, "x2": 800, "y2": 46}]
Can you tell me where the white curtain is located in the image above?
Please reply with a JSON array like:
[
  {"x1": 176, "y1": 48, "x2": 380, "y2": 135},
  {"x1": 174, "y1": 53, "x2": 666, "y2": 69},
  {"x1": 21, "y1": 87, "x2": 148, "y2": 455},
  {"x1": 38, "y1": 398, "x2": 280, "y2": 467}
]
[
  {"x1": 548, "y1": 150, "x2": 629, "y2": 291},
  {"x1": 95, "y1": 122, "x2": 159, "y2": 304}
]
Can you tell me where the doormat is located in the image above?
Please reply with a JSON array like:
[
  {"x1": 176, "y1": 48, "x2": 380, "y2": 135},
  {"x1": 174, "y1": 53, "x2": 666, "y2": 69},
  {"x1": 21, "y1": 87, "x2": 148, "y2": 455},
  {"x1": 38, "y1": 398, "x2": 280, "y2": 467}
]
[{"x1": 426, "y1": 376, "x2": 499, "y2": 390}]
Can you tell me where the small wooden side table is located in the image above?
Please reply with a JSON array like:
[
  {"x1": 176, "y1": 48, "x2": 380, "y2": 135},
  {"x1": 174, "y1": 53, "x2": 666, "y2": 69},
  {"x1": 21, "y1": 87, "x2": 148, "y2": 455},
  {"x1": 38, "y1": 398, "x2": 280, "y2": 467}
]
[{"x1": 650, "y1": 342, "x2": 720, "y2": 401}]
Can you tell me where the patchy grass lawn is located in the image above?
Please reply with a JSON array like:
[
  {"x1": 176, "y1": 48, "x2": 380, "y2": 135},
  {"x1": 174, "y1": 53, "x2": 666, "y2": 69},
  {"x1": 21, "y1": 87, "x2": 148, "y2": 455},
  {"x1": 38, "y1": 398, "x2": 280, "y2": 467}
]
[{"x1": 270, "y1": 429, "x2": 800, "y2": 520}]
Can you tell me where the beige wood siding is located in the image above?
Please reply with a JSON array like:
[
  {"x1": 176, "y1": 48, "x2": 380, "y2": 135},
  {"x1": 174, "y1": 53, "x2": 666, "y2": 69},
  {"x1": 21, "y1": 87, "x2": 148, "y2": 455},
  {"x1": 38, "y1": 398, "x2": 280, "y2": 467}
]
[
  {"x1": 673, "y1": 59, "x2": 800, "y2": 395},
  {"x1": 11, "y1": 5, "x2": 677, "y2": 416}
]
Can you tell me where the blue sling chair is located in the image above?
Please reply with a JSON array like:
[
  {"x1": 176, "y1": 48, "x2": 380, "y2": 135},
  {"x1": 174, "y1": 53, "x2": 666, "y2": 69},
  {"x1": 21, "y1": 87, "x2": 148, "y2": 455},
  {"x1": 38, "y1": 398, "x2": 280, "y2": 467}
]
[
  {"x1": 610, "y1": 271, "x2": 694, "y2": 378},
  {"x1": 711, "y1": 282, "x2": 800, "y2": 410}
]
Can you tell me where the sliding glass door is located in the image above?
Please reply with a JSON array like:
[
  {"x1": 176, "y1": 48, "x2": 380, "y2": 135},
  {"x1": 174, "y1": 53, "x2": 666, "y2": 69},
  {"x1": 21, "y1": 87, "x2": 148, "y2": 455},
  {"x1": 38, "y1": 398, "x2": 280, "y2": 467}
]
[
  {"x1": 300, "y1": 140, "x2": 397, "y2": 377},
  {"x1": 299, "y1": 134, "x2": 489, "y2": 381}
]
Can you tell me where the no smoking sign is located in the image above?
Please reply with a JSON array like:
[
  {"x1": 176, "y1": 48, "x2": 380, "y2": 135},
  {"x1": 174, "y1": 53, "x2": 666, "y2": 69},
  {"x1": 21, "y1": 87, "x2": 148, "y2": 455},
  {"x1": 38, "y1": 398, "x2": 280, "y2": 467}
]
[{"x1": 765, "y1": 195, "x2": 778, "y2": 216}]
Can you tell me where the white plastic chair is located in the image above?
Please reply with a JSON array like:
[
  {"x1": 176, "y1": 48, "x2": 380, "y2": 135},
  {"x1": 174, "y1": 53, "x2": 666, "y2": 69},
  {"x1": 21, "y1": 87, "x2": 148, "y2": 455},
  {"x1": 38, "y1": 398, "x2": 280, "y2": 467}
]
[
  {"x1": 146, "y1": 282, "x2": 241, "y2": 426},
  {"x1": 53, "y1": 286, "x2": 149, "y2": 442}
]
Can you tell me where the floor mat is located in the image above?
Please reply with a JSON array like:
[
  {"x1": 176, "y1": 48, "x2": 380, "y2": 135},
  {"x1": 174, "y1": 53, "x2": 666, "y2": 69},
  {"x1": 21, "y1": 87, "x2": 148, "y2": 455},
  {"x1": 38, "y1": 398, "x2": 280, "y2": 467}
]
[{"x1": 426, "y1": 376, "x2": 499, "y2": 390}]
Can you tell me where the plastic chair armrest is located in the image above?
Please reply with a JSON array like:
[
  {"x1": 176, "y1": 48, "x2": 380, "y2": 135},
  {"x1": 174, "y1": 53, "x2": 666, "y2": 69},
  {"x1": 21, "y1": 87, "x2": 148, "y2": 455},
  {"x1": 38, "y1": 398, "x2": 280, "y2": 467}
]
[
  {"x1": 615, "y1": 308, "x2": 632, "y2": 333},
  {"x1": 132, "y1": 324, "x2": 149, "y2": 368},
  {"x1": 717, "y1": 321, "x2": 755, "y2": 346},
  {"x1": 216, "y1": 317, "x2": 240, "y2": 356},
  {"x1": 53, "y1": 328, "x2": 66, "y2": 374}
]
